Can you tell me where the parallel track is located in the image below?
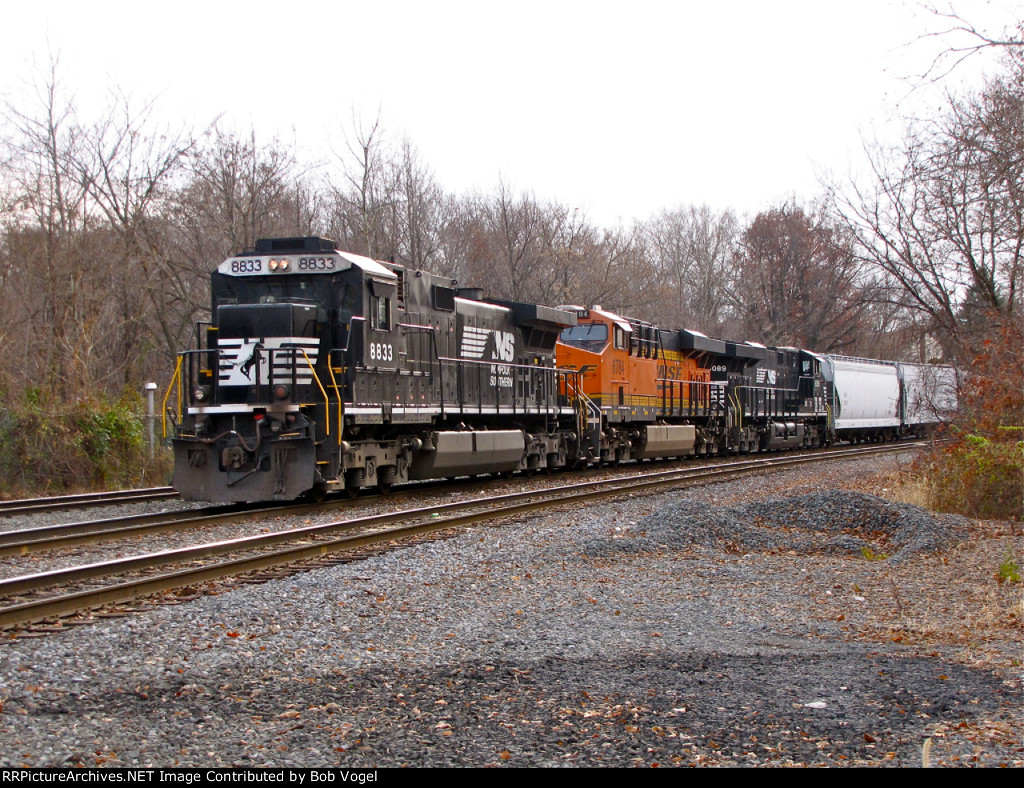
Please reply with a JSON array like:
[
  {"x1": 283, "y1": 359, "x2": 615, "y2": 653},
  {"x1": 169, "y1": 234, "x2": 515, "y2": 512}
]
[
  {"x1": 0, "y1": 442, "x2": 925, "y2": 632},
  {"x1": 0, "y1": 500, "x2": 322, "y2": 557},
  {"x1": 0, "y1": 487, "x2": 178, "y2": 517}
]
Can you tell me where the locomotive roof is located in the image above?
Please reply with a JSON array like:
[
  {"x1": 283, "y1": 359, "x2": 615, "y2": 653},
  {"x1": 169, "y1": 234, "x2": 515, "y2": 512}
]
[
  {"x1": 337, "y1": 252, "x2": 397, "y2": 281},
  {"x1": 725, "y1": 341, "x2": 770, "y2": 360},
  {"x1": 677, "y1": 329, "x2": 727, "y2": 355},
  {"x1": 584, "y1": 306, "x2": 632, "y2": 334},
  {"x1": 487, "y1": 299, "x2": 578, "y2": 330}
]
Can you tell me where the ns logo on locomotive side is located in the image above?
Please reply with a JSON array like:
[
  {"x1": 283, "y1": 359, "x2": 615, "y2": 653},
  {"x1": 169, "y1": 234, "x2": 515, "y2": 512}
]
[{"x1": 167, "y1": 237, "x2": 956, "y2": 502}]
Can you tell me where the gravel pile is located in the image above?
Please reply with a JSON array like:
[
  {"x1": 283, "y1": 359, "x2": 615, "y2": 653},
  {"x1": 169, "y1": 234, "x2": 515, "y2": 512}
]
[
  {"x1": 593, "y1": 491, "x2": 971, "y2": 562},
  {"x1": 0, "y1": 456, "x2": 1017, "y2": 768}
]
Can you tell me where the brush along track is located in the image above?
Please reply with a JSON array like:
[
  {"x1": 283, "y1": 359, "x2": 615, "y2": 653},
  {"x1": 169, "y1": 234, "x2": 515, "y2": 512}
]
[
  {"x1": 0, "y1": 487, "x2": 179, "y2": 517},
  {"x1": 0, "y1": 443, "x2": 926, "y2": 633}
]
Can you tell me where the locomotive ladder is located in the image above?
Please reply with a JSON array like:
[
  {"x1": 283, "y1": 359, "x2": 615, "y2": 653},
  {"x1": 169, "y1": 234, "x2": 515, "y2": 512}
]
[{"x1": 565, "y1": 373, "x2": 602, "y2": 459}]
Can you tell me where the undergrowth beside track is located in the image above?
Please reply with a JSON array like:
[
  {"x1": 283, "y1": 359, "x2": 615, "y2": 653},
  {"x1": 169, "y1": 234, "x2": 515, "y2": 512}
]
[
  {"x1": 0, "y1": 388, "x2": 172, "y2": 497},
  {"x1": 922, "y1": 319, "x2": 1023, "y2": 521}
]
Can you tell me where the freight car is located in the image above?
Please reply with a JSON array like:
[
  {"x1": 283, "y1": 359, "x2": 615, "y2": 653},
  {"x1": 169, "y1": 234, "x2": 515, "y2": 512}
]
[{"x1": 165, "y1": 238, "x2": 957, "y2": 502}]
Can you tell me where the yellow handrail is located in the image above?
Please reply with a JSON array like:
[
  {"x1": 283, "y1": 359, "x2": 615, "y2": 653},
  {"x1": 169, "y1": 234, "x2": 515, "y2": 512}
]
[
  {"x1": 326, "y1": 359, "x2": 343, "y2": 445},
  {"x1": 162, "y1": 356, "x2": 184, "y2": 439},
  {"x1": 299, "y1": 349, "x2": 330, "y2": 437}
]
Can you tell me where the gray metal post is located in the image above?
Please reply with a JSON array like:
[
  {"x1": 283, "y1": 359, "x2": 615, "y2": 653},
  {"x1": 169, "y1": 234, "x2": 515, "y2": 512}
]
[{"x1": 145, "y1": 382, "x2": 157, "y2": 460}]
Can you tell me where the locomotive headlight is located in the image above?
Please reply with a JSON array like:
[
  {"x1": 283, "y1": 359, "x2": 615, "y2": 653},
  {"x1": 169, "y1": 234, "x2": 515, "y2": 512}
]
[
  {"x1": 269, "y1": 258, "x2": 290, "y2": 272},
  {"x1": 192, "y1": 385, "x2": 210, "y2": 402},
  {"x1": 273, "y1": 384, "x2": 291, "y2": 401}
]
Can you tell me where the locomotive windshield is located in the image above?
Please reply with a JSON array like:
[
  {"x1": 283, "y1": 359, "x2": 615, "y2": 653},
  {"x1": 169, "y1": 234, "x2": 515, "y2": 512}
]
[
  {"x1": 559, "y1": 322, "x2": 608, "y2": 350},
  {"x1": 212, "y1": 274, "x2": 335, "y2": 309}
]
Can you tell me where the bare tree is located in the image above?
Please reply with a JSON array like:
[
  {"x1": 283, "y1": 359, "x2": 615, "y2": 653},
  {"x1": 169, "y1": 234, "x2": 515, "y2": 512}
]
[
  {"x1": 534, "y1": 205, "x2": 641, "y2": 311},
  {"x1": 1, "y1": 57, "x2": 106, "y2": 395},
  {"x1": 830, "y1": 51, "x2": 1023, "y2": 360},
  {"x1": 731, "y1": 202, "x2": 867, "y2": 352},
  {"x1": 326, "y1": 111, "x2": 396, "y2": 260},
  {"x1": 640, "y1": 205, "x2": 738, "y2": 333},
  {"x1": 917, "y1": 5, "x2": 1023, "y2": 81},
  {"x1": 159, "y1": 128, "x2": 315, "y2": 361},
  {"x1": 74, "y1": 90, "x2": 197, "y2": 384},
  {"x1": 461, "y1": 181, "x2": 547, "y2": 302}
]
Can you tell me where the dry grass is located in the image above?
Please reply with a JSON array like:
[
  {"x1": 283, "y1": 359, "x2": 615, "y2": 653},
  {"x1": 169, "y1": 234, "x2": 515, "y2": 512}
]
[
  {"x1": 825, "y1": 466, "x2": 1022, "y2": 767},
  {"x1": 838, "y1": 469, "x2": 1022, "y2": 668}
]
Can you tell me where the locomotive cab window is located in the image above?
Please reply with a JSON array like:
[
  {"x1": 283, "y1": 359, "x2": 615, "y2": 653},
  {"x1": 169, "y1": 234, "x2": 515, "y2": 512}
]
[
  {"x1": 614, "y1": 325, "x2": 628, "y2": 351},
  {"x1": 368, "y1": 278, "x2": 396, "y2": 332},
  {"x1": 371, "y1": 295, "x2": 391, "y2": 331},
  {"x1": 559, "y1": 323, "x2": 608, "y2": 350}
]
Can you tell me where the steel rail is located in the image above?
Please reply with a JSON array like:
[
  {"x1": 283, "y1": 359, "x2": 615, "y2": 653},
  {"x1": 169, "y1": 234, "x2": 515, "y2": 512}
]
[
  {"x1": 0, "y1": 476, "x2": 470, "y2": 556},
  {"x1": 0, "y1": 441, "x2": 921, "y2": 561},
  {"x1": 0, "y1": 487, "x2": 179, "y2": 517},
  {"x1": 0, "y1": 499, "x2": 330, "y2": 556},
  {"x1": 0, "y1": 442, "x2": 924, "y2": 630}
]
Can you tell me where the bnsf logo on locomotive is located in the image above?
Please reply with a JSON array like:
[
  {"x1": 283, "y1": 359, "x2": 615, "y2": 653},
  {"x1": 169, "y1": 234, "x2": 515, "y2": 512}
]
[{"x1": 461, "y1": 327, "x2": 515, "y2": 362}]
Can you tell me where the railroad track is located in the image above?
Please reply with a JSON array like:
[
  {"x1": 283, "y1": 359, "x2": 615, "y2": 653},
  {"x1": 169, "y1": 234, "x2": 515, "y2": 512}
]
[
  {"x1": 0, "y1": 442, "x2": 926, "y2": 634},
  {"x1": 0, "y1": 440, "x2": 913, "y2": 558},
  {"x1": 0, "y1": 499, "x2": 318, "y2": 557},
  {"x1": 0, "y1": 486, "x2": 179, "y2": 517},
  {"x1": 0, "y1": 475, "x2": 513, "y2": 557}
]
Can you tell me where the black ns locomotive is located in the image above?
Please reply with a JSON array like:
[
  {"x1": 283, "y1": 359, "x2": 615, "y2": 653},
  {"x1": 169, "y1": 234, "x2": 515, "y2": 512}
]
[{"x1": 169, "y1": 237, "x2": 581, "y2": 502}]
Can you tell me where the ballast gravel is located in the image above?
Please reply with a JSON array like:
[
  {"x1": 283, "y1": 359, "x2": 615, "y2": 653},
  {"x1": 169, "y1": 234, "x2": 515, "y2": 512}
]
[
  {"x1": 0, "y1": 456, "x2": 1019, "y2": 768},
  {"x1": 592, "y1": 490, "x2": 970, "y2": 562}
]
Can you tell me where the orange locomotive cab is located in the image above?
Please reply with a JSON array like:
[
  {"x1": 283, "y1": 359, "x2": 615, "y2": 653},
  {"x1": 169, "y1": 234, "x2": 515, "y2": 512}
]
[{"x1": 556, "y1": 306, "x2": 726, "y2": 465}]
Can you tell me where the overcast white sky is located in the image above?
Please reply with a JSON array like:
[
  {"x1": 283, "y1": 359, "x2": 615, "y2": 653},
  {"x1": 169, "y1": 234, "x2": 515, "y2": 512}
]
[{"x1": 2, "y1": 0, "x2": 1020, "y2": 226}]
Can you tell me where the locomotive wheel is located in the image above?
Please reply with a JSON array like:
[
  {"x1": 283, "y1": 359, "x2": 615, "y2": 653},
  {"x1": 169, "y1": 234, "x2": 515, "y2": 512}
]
[
  {"x1": 377, "y1": 465, "x2": 398, "y2": 495},
  {"x1": 345, "y1": 468, "x2": 366, "y2": 498}
]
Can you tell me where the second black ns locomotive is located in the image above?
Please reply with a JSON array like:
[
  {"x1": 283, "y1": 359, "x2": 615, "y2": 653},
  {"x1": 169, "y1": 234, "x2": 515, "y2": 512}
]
[{"x1": 169, "y1": 237, "x2": 585, "y2": 501}]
